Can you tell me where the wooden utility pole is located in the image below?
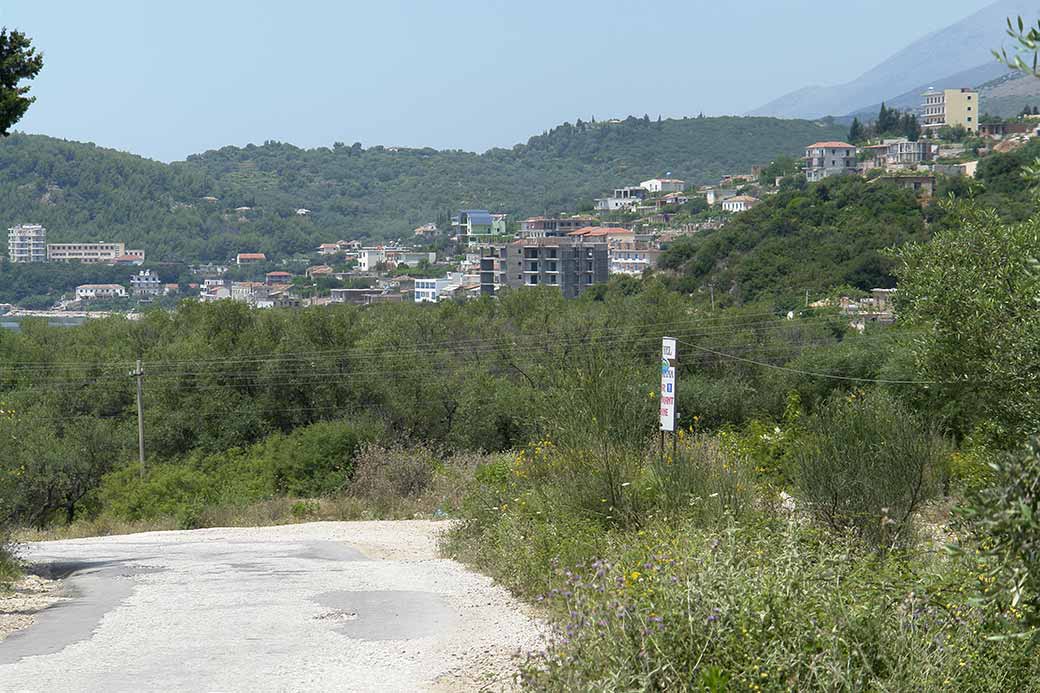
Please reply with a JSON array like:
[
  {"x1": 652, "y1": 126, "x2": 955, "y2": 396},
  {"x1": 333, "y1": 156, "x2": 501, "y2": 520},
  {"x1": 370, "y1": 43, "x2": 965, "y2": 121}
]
[{"x1": 131, "y1": 359, "x2": 145, "y2": 477}]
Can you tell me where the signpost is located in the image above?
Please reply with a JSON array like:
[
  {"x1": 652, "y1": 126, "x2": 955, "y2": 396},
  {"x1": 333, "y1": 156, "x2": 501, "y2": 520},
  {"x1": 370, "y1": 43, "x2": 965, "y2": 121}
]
[{"x1": 660, "y1": 337, "x2": 677, "y2": 432}]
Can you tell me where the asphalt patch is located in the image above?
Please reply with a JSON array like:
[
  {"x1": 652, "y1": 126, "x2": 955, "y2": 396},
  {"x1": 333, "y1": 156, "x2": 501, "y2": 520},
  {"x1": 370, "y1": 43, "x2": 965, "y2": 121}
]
[{"x1": 314, "y1": 590, "x2": 458, "y2": 641}]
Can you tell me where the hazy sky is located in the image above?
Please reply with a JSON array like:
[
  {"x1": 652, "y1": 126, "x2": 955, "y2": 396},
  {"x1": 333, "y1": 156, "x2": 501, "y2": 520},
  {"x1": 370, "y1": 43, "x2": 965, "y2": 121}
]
[{"x1": 2, "y1": 0, "x2": 993, "y2": 161}]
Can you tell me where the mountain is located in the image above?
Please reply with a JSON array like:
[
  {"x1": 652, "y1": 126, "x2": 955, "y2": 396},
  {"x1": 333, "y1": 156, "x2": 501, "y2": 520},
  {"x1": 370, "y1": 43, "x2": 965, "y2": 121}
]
[
  {"x1": 0, "y1": 116, "x2": 845, "y2": 261},
  {"x1": 749, "y1": 0, "x2": 1034, "y2": 119}
]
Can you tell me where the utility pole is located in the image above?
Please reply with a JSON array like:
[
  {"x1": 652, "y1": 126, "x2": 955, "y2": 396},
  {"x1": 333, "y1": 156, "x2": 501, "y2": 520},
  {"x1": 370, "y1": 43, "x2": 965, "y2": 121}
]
[
  {"x1": 709, "y1": 283, "x2": 715, "y2": 312},
  {"x1": 130, "y1": 359, "x2": 145, "y2": 477},
  {"x1": 805, "y1": 288, "x2": 809, "y2": 308}
]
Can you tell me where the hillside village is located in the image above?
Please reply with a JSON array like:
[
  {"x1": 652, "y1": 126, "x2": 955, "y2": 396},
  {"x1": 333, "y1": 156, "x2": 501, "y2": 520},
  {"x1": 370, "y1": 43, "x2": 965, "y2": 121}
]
[{"x1": 2, "y1": 85, "x2": 1034, "y2": 318}]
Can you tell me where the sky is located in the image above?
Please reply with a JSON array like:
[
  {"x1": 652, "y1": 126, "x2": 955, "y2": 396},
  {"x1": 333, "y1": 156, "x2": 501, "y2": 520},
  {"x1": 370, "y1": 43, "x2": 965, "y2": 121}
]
[{"x1": 1, "y1": 0, "x2": 994, "y2": 162}]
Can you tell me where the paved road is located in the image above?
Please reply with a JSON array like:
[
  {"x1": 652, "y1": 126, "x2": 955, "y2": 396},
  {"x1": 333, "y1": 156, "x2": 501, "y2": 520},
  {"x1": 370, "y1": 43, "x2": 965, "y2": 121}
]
[{"x1": 0, "y1": 521, "x2": 543, "y2": 692}]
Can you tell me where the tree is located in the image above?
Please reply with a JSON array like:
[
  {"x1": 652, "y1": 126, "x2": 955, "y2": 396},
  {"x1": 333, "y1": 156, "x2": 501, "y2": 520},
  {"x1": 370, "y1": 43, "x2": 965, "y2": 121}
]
[
  {"x1": 0, "y1": 28, "x2": 43, "y2": 136},
  {"x1": 894, "y1": 202, "x2": 1040, "y2": 447},
  {"x1": 848, "y1": 117, "x2": 864, "y2": 143}
]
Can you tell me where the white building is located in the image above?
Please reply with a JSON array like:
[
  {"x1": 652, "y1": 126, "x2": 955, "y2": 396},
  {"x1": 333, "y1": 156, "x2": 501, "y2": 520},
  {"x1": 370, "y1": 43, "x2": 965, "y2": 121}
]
[
  {"x1": 609, "y1": 242, "x2": 662, "y2": 276},
  {"x1": 594, "y1": 187, "x2": 647, "y2": 211},
  {"x1": 8, "y1": 224, "x2": 47, "y2": 263},
  {"x1": 640, "y1": 178, "x2": 686, "y2": 194},
  {"x1": 76, "y1": 284, "x2": 126, "y2": 300},
  {"x1": 357, "y1": 248, "x2": 386, "y2": 272},
  {"x1": 721, "y1": 195, "x2": 760, "y2": 213},
  {"x1": 414, "y1": 277, "x2": 460, "y2": 303}
]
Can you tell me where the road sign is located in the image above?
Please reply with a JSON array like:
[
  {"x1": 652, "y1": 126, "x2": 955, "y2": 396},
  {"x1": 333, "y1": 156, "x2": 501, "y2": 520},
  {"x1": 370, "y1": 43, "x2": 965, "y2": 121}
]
[{"x1": 660, "y1": 337, "x2": 677, "y2": 431}]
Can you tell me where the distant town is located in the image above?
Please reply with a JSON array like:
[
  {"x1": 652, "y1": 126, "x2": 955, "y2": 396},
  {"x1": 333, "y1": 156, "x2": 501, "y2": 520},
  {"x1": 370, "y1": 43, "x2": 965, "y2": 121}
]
[{"x1": 1, "y1": 86, "x2": 1014, "y2": 320}]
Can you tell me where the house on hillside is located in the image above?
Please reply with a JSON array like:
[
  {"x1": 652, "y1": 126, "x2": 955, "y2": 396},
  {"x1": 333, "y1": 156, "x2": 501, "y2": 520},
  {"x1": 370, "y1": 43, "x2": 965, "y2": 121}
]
[
  {"x1": 804, "y1": 141, "x2": 858, "y2": 182},
  {"x1": 265, "y1": 271, "x2": 294, "y2": 285},
  {"x1": 594, "y1": 187, "x2": 647, "y2": 211},
  {"x1": 640, "y1": 178, "x2": 686, "y2": 194},
  {"x1": 721, "y1": 195, "x2": 760, "y2": 213},
  {"x1": 76, "y1": 284, "x2": 126, "y2": 301},
  {"x1": 877, "y1": 174, "x2": 935, "y2": 198},
  {"x1": 452, "y1": 210, "x2": 503, "y2": 242},
  {"x1": 236, "y1": 252, "x2": 267, "y2": 265}
]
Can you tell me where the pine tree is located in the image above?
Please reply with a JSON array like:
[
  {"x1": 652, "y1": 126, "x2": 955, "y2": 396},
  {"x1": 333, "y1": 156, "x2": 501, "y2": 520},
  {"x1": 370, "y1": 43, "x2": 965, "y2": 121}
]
[{"x1": 848, "y1": 117, "x2": 864, "y2": 143}]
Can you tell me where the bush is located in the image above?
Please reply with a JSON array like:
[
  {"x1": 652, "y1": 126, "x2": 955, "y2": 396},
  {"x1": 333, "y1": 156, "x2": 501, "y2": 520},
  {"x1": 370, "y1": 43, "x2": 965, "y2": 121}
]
[
  {"x1": 520, "y1": 520, "x2": 1039, "y2": 691},
  {"x1": 349, "y1": 443, "x2": 437, "y2": 503},
  {"x1": 792, "y1": 390, "x2": 949, "y2": 548}
]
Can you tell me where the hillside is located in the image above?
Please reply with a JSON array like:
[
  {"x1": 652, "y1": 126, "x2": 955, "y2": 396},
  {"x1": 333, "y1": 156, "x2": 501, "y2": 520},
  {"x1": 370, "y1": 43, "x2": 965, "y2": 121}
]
[
  {"x1": 0, "y1": 116, "x2": 845, "y2": 261},
  {"x1": 659, "y1": 176, "x2": 931, "y2": 306},
  {"x1": 749, "y1": 0, "x2": 1033, "y2": 119}
]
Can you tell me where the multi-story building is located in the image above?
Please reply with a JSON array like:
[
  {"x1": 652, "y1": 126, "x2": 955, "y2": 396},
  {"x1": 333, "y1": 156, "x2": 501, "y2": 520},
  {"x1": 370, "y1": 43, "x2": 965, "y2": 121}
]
[
  {"x1": 8, "y1": 224, "x2": 47, "y2": 263},
  {"x1": 518, "y1": 216, "x2": 596, "y2": 239},
  {"x1": 414, "y1": 277, "x2": 461, "y2": 303},
  {"x1": 640, "y1": 178, "x2": 686, "y2": 194},
  {"x1": 75, "y1": 284, "x2": 126, "y2": 300},
  {"x1": 479, "y1": 237, "x2": 608, "y2": 299},
  {"x1": 609, "y1": 241, "x2": 661, "y2": 276},
  {"x1": 47, "y1": 242, "x2": 126, "y2": 263},
  {"x1": 861, "y1": 139, "x2": 935, "y2": 171},
  {"x1": 922, "y1": 88, "x2": 979, "y2": 133},
  {"x1": 804, "y1": 141, "x2": 858, "y2": 182},
  {"x1": 452, "y1": 210, "x2": 507, "y2": 242},
  {"x1": 594, "y1": 187, "x2": 647, "y2": 211},
  {"x1": 130, "y1": 270, "x2": 163, "y2": 296}
]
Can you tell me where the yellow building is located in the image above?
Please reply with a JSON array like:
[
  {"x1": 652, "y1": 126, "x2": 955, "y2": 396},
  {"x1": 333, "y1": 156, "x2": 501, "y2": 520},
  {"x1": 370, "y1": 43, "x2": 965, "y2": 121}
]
[{"x1": 922, "y1": 88, "x2": 979, "y2": 133}]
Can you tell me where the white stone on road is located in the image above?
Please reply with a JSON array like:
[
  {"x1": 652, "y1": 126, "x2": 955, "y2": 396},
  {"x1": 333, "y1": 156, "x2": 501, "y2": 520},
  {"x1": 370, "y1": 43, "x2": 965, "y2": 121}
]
[{"x1": 0, "y1": 521, "x2": 544, "y2": 692}]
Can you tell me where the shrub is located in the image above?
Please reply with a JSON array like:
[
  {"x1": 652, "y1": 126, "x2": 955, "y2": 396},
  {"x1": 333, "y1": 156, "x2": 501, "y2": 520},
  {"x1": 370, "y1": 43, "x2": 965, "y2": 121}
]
[
  {"x1": 349, "y1": 444, "x2": 437, "y2": 504},
  {"x1": 520, "y1": 520, "x2": 1039, "y2": 691},
  {"x1": 792, "y1": 390, "x2": 949, "y2": 548}
]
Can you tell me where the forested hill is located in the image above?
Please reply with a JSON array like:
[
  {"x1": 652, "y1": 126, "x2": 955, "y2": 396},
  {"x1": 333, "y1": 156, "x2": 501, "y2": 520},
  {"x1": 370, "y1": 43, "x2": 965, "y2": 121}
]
[
  {"x1": 658, "y1": 175, "x2": 932, "y2": 307},
  {"x1": 0, "y1": 116, "x2": 844, "y2": 261}
]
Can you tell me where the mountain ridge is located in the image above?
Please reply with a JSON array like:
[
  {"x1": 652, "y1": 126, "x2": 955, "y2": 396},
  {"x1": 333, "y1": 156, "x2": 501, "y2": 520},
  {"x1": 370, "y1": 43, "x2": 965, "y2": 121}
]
[{"x1": 749, "y1": 0, "x2": 1034, "y2": 119}]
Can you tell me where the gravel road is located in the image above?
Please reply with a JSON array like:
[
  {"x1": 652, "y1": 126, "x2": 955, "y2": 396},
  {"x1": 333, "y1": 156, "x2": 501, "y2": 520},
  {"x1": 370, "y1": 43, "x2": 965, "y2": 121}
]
[{"x1": 0, "y1": 521, "x2": 544, "y2": 692}]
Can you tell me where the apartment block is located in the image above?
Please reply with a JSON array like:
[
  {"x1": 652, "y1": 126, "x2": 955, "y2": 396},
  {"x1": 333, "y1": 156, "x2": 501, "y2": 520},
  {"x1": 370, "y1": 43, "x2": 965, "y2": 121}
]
[
  {"x1": 480, "y1": 237, "x2": 608, "y2": 299},
  {"x1": 922, "y1": 88, "x2": 979, "y2": 133},
  {"x1": 8, "y1": 224, "x2": 47, "y2": 263},
  {"x1": 47, "y1": 242, "x2": 126, "y2": 263}
]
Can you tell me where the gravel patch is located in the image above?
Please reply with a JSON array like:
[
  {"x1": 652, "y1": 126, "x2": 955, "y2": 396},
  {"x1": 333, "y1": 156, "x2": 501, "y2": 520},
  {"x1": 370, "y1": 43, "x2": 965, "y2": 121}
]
[{"x1": 0, "y1": 575, "x2": 64, "y2": 643}]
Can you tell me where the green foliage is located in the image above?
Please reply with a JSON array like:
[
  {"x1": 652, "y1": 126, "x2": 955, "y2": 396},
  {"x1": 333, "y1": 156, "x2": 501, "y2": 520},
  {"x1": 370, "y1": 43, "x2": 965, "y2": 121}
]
[
  {"x1": 894, "y1": 202, "x2": 1040, "y2": 447},
  {"x1": 0, "y1": 28, "x2": 43, "y2": 136},
  {"x1": 660, "y1": 175, "x2": 928, "y2": 305},
  {"x1": 518, "y1": 520, "x2": 1039, "y2": 691},
  {"x1": 97, "y1": 419, "x2": 378, "y2": 523},
  {"x1": 960, "y1": 437, "x2": 1040, "y2": 633},
  {"x1": 792, "y1": 390, "x2": 949, "y2": 549}
]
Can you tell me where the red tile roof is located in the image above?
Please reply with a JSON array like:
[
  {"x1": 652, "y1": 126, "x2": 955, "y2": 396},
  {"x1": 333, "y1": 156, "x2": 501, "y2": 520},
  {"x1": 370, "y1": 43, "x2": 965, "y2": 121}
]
[{"x1": 806, "y1": 141, "x2": 856, "y2": 149}]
